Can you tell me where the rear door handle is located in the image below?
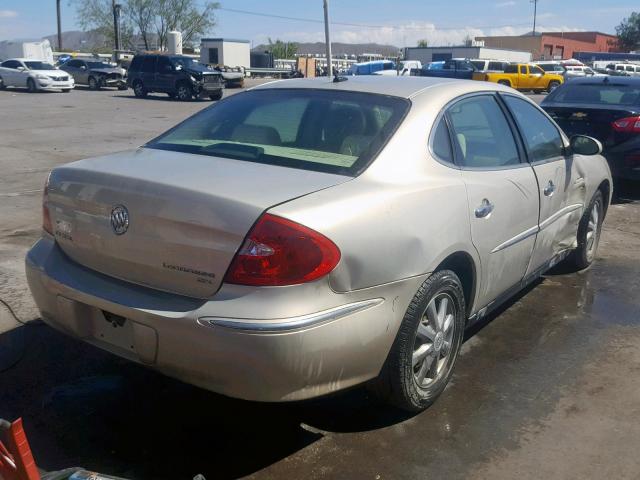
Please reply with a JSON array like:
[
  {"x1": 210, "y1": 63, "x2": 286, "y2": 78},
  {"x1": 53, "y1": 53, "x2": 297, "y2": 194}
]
[
  {"x1": 475, "y1": 198, "x2": 494, "y2": 218},
  {"x1": 544, "y1": 180, "x2": 555, "y2": 197}
]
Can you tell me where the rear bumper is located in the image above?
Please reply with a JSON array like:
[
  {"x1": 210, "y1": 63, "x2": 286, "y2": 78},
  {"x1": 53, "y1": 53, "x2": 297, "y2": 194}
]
[
  {"x1": 26, "y1": 237, "x2": 421, "y2": 401},
  {"x1": 604, "y1": 148, "x2": 640, "y2": 181}
]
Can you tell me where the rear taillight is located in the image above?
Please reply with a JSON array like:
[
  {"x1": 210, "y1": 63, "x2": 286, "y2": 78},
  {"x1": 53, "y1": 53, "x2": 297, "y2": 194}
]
[
  {"x1": 224, "y1": 213, "x2": 341, "y2": 286},
  {"x1": 612, "y1": 116, "x2": 640, "y2": 133},
  {"x1": 42, "y1": 173, "x2": 53, "y2": 235}
]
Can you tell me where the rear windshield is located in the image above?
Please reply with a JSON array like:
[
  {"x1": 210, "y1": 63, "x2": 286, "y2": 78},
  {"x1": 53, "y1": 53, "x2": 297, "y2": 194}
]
[
  {"x1": 148, "y1": 89, "x2": 410, "y2": 176},
  {"x1": 547, "y1": 84, "x2": 640, "y2": 106}
]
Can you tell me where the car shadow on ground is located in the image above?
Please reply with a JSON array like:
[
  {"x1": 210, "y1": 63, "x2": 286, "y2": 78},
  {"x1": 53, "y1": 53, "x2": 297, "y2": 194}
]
[
  {"x1": 110, "y1": 93, "x2": 218, "y2": 103},
  {"x1": 612, "y1": 179, "x2": 640, "y2": 204},
  {"x1": 0, "y1": 277, "x2": 540, "y2": 480}
]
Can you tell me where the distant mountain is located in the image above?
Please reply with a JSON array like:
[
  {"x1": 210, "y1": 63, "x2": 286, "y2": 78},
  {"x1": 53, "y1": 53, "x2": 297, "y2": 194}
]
[
  {"x1": 253, "y1": 42, "x2": 401, "y2": 57},
  {"x1": 42, "y1": 30, "x2": 108, "y2": 51}
]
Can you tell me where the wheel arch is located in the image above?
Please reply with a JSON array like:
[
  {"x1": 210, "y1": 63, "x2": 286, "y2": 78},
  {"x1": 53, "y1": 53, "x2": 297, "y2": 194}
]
[
  {"x1": 434, "y1": 251, "x2": 477, "y2": 318},
  {"x1": 597, "y1": 179, "x2": 611, "y2": 213}
]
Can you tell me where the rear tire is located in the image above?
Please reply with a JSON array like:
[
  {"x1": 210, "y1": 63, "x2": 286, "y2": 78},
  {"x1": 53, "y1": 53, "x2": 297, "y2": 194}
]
[
  {"x1": 567, "y1": 190, "x2": 604, "y2": 270},
  {"x1": 0, "y1": 76, "x2": 5, "y2": 90},
  {"x1": 27, "y1": 78, "x2": 37, "y2": 93},
  {"x1": 133, "y1": 80, "x2": 147, "y2": 98},
  {"x1": 548, "y1": 80, "x2": 561, "y2": 93},
  {"x1": 62, "y1": 89, "x2": 71, "y2": 93},
  {"x1": 369, "y1": 270, "x2": 466, "y2": 412},
  {"x1": 497, "y1": 79, "x2": 511, "y2": 87}
]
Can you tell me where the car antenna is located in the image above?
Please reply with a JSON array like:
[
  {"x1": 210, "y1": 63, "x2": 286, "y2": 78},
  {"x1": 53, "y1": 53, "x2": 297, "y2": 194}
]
[{"x1": 333, "y1": 71, "x2": 348, "y2": 83}]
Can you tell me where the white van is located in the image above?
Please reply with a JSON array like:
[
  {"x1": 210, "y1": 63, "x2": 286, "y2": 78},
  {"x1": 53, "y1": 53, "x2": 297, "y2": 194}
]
[{"x1": 605, "y1": 63, "x2": 640, "y2": 77}]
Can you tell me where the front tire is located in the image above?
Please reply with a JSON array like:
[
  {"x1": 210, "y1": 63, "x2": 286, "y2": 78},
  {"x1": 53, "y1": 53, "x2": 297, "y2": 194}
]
[
  {"x1": 0, "y1": 76, "x2": 5, "y2": 90},
  {"x1": 88, "y1": 76, "x2": 100, "y2": 90},
  {"x1": 568, "y1": 190, "x2": 604, "y2": 270},
  {"x1": 209, "y1": 89, "x2": 223, "y2": 101},
  {"x1": 371, "y1": 270, "x2": 466, "y2": 412},
  {"x1": 27, "y1": 78, "x2": 37, "y2": 93},
  {"x1": 497, "y1": 79, "x2": 511, "y2": 87},
  {"x1": 118, "y1": 84, "x2": 128, "y2": 91},
  {"x1": 175, "y1": 82, "x2": 193, "y2": 101}
]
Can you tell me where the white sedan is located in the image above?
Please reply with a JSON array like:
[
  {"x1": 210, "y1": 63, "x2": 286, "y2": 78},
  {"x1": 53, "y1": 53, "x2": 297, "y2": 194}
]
[{"x1": 0, "y1": 58, "x2": 74, "y2": 92}]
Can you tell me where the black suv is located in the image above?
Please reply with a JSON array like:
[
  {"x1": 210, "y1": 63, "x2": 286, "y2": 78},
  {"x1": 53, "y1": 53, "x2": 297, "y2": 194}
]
[{"x1": 127, "y1": 54, "x2": 224, "y2": 101}]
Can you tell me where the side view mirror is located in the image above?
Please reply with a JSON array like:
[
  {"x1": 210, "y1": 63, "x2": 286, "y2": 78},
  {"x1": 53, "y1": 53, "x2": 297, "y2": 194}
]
[
  {"x1": 80, "y1": 65, "x2": 86, "y2": 70},
  {"x1": 570, "y1": 135, "x2": 602, "y2": 156},
  {"x1": 17, "y1": 66, "x2": 25, "y2": 71}
]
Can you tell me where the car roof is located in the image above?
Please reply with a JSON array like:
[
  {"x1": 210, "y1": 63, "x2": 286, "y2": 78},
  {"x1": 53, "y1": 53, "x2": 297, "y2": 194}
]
[
  {"x1": 564, "y1": 76, "x2": 640, "y2": 86},
  {"x1": 4, "y1": 58, "x2": 48, "y2": 62},
  {"x1": 250, "y1": 76, "x2": 508, "y2": 100}
]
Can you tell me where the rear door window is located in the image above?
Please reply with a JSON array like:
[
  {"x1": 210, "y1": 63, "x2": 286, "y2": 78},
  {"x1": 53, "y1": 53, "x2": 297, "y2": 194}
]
[
  {"x1": 447, "y1": 95, "x2": 521, "y2": 169},
  {"x1": 431, "y1": 116, "x2": 454, "y2": 164},
  {"x1": 129, "y1": 56, "x2": 142, "y2": 71}
]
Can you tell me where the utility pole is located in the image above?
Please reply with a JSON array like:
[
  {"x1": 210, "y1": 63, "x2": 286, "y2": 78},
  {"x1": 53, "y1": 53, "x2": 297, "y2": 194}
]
[
  {"x1": 56, "y1": 0, "x2": 62, "y2": 50},
  {"x1": 323, "y1": 0, "x2": 333, "y2": 77},
  {"x1": 531, "y1": 0, "x2": 538, "y2": 36},
  {"x1": 112, "y1": 0, "x2": 121, "y2": 51}
]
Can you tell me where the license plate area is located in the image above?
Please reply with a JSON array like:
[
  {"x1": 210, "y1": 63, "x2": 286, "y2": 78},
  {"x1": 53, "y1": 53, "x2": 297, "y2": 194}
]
[{"x1": 96, "y1": 310, "x2": 136, "y2": 353}]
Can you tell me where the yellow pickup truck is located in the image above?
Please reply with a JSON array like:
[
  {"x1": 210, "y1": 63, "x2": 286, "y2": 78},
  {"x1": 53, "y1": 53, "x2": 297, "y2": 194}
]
[{"x1": 474, "y1": 63, "x2": 564, "y2": 93}]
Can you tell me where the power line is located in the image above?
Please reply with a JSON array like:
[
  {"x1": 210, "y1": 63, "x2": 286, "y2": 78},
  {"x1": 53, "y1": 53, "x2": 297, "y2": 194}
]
[{"x1": 217, "y1": 7, "x2": 531, "y2": 31}]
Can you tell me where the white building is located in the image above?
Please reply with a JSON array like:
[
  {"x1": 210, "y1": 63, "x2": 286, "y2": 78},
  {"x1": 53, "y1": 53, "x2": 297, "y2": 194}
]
[
  {"x1": 200, "y1": 38, "x2": 250, "y2": 68},
  {"x1": 404, "y1": 46, "x2": 532, "y2": 64}
]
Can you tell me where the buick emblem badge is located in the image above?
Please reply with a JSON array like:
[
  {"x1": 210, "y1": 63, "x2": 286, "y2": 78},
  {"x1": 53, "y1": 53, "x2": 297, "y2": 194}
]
[{"x1": 110, "y1": 205, "x2": 129, "y2": 235}]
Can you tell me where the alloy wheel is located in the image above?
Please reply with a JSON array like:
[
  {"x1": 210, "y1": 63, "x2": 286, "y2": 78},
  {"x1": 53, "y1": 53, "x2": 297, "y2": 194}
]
[
  {"x1": 585, "y1": 199, "x2": 601, "y2": 262},
  {"x1": 176, "y1": 84, "x2": 192, "y2": 101},
  {"x1": 412, "y1": 292, "x2": 456, "y2": 387}
]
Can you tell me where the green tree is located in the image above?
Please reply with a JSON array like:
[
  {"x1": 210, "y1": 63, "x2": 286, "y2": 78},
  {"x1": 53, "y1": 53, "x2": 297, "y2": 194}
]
[
  {"x1": 72, "y1": 0, "x2": 219, "y2": 51},
  {"x1": 267, "y1": 38, "x2": 299, "y2": 59},
  {"x1": 154, "y1": 0, "x2": 219, "y2": 50},
  {"x1": 417, "y1": 39, "x2": 428, "y2": 47},
  {"x1": 74, "y1": 0, "x2": 135, "y2": 49},
  {"x1": 616, "y1": 12, "x2": 640, "y2": 51}
]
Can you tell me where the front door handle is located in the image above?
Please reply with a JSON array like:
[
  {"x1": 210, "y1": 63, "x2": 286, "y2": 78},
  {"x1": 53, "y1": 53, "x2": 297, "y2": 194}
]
[
  {"x1": 544, "y1": 180, "x2": 555, "y2": 197},
  {"x1": 475, "y1": 198, "x2": 494, "y2": 218}
]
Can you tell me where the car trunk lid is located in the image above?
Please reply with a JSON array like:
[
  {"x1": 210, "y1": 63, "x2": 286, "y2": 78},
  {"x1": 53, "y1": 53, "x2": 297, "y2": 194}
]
[
  {"x1": 544, "y1": 104, "x2": 640, "y2": 150},
  {"x1": 46, "y1": 148, "x2": 350, "y2": 298}
]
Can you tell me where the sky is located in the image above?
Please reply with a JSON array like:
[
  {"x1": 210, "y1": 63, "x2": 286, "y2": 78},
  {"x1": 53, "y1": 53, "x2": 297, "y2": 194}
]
[{"x1": 0, "y1": 0, "x2": 637, "y2": 48}]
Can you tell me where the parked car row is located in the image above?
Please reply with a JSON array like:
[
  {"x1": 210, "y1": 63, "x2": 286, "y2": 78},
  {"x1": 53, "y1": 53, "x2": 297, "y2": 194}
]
[{"x1": 0, "y1": 53, "x2": 225, "y2": 101}]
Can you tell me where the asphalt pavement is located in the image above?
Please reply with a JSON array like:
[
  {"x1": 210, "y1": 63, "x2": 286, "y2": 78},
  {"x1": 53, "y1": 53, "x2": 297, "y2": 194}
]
[{"x1": 0, "y1": 83, "x2": 639, "y2": 480}]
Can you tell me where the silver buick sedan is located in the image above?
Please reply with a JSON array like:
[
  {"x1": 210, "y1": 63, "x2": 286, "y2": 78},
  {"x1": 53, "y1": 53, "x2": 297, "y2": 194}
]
[{"x1": 26, "y1": 76, "x2": 612, "y2": 411}]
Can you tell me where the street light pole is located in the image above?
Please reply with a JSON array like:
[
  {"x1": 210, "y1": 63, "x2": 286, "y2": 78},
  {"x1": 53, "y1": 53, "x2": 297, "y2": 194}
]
[
  {"x1": 323, "y1": 0, "x2": 333, "y2": 77},
  {"x1": 531, "y1": 0, "x2": 538, "y2": 36},
  {"x1": 112, "y1": 0, "x2": 121, "y2": 51},
  {"x1": 56, "y1": 0, "x2": 62, "y2": 50}
]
